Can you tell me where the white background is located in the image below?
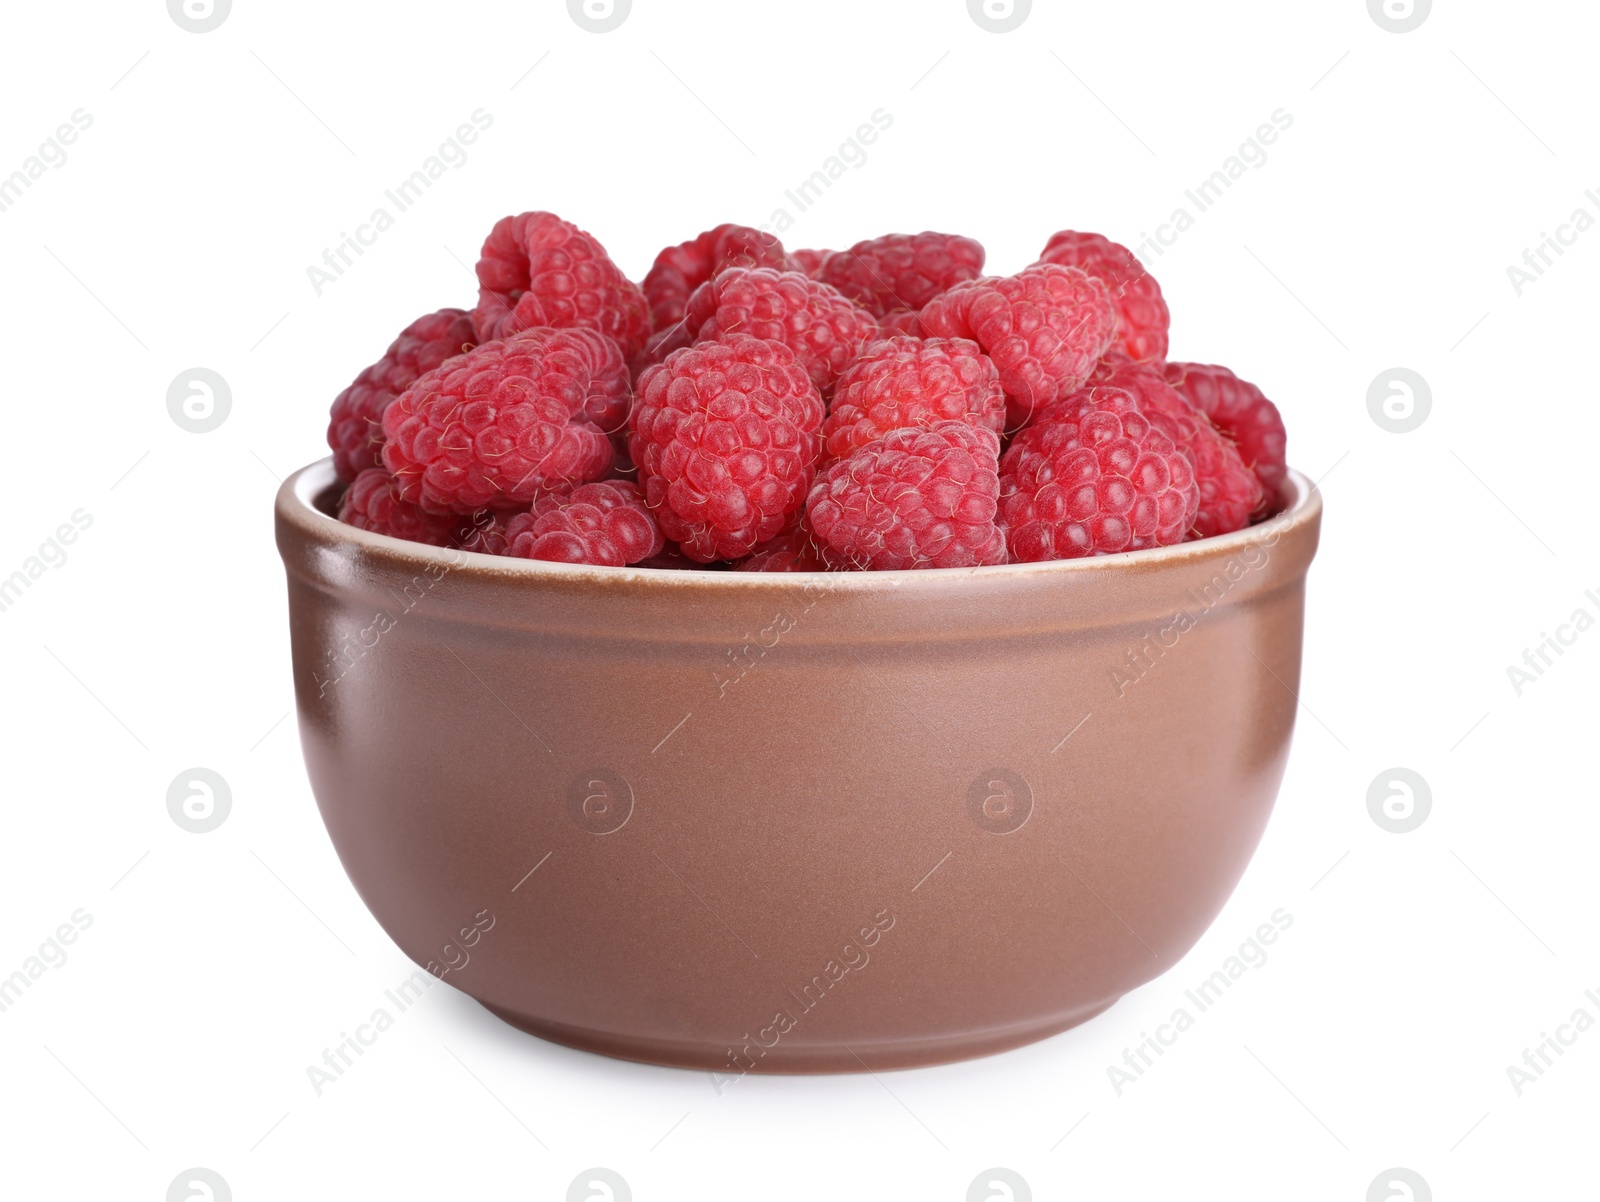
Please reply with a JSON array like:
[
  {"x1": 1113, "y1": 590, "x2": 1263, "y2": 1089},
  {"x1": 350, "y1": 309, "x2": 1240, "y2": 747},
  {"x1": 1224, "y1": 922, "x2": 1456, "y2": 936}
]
[{"x1": 1, "y1": 0, "x2": 1596, "y2": 1198}]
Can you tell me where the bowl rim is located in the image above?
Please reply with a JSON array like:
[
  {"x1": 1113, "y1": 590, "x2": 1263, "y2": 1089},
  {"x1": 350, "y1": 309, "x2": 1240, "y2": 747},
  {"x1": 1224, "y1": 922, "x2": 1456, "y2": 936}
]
[{"x1": 277, "y1": 457, "x2": 1322, "y2": 589}]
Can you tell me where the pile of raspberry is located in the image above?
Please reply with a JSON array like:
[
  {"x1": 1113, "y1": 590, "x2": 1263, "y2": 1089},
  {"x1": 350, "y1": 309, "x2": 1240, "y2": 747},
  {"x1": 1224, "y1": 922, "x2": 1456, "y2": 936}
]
[{"x1": 326, "y1": 213, "x2": 1288, "y2": 571}]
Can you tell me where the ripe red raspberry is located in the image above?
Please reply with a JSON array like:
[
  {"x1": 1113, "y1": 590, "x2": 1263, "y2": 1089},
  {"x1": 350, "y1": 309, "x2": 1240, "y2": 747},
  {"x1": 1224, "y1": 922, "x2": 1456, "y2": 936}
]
[
  {"x1": 1092, "y1": 359, "x2": 1263, "y2": 537},
  {"x1": 1036, "y1": 231, "x2": 1169, "y2": 363},
  {"x1": 630, "y1": 335, "x2": 824, "y2": 561},
  {"x1": 338, "y1": 469, "x2": 461, "y2": 546},
  {"x1": 472, "y1": 211, "x2": 650, "y2": 358},
  {"x1": 1163, "y1": 362, "x2": 1288, "y2": 497},
  {"x1": 503, "y1": 480, "x2": 664, "y2": 566},
  {"x1": 650, "y1": 268, "x2": 880, "y2": 395},
  {"x1": 734, "y1": 525, "x2": 826, "y2": 572},
  {"x1": 808, "y1": 421, "x2": 1005, "y2": 570},
  {"x1": 381, "y1": 328, "x2": 616, "y2": 513},
  {"x1": 326, "y1": 308, "x2": 476, "y2": 482},
  {"x1": 918, "y1": 263, "x2": 1115, "y2": 430},
  {"x1": 642, "y1": 224, "x2": 792, "y2": 332},
  {"x1": 999, "y1": 385, "x2": 1197, "y2": 560},
  {"x1": 790, "y1": 248, "x2": 832, "y2": 277},
  {"x1": 819, "y1": 232, "x2": 986, "y2": 318},
  {"x1": 822, "y1": 336, "x2": 1005, "y2": 462}
]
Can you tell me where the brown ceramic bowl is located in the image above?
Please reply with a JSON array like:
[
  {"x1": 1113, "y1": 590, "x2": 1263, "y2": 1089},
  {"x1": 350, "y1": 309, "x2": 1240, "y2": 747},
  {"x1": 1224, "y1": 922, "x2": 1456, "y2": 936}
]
[{"x1": 275, "y1": 458, "x2": 1321, "y2": 1073}]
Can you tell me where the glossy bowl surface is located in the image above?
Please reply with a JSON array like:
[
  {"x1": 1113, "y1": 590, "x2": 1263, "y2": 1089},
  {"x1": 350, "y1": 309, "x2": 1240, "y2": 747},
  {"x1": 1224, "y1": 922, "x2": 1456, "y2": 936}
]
[{"x1": 276, "y1": 459, "x2": 1321, "y2": 1072}]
